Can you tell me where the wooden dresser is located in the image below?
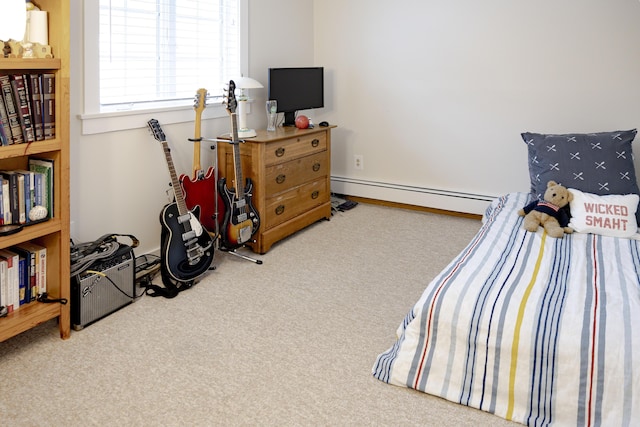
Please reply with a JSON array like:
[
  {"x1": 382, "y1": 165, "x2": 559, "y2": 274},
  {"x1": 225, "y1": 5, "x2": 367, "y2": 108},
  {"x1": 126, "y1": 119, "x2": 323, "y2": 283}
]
[{"x1": 217, "y1": 126, "x2": 334, "y2": 254}]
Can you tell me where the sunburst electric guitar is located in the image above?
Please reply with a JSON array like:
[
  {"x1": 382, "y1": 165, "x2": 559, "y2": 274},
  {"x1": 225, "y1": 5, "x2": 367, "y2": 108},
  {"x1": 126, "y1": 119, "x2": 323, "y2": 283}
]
[
  {"x1": 180, "y1": 88, "x2": 221, "y2": 235},
  {"x1": 219, "y1": 80, "x2": 260, "y2": 249},
  {"x1": 148, "y1": 118, "x2": 214, "y2": 282}
]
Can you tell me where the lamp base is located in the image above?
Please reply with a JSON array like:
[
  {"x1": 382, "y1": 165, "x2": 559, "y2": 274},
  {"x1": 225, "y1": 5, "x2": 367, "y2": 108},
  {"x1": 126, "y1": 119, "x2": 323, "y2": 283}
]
[{"x1": 238, "y1": 128, "x2": 257, "y2": 138}]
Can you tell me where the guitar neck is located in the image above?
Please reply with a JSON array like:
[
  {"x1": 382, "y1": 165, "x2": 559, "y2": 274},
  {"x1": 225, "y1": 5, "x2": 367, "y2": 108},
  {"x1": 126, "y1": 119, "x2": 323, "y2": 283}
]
[
  {"x1": 229, "y1": 112, "x2": 245, "y2": 199},
  {"x1": 192, "y1": 88, "x2": 207, "y2": 178},
  {"x1": 162, "y1": 140, "x2": 189, "y2": 216}
]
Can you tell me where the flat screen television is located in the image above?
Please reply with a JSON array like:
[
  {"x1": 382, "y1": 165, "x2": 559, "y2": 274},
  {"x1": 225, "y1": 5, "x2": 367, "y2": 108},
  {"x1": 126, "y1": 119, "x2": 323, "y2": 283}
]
[{"x1": 268, "y1": 67, "x2": 324, "y2": 127}]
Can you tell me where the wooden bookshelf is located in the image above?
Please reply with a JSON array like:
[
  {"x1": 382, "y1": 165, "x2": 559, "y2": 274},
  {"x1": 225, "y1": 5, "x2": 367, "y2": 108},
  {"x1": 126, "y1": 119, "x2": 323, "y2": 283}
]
[{"x1": 0, "y1": 1, "x2": 70, "y2": 342}]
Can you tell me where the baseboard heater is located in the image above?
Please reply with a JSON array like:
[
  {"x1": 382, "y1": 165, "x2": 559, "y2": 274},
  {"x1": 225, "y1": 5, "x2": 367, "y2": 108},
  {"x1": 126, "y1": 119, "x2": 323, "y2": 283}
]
[{"x1": 330, "y1": 177, "x2": 497, "y2": 216}]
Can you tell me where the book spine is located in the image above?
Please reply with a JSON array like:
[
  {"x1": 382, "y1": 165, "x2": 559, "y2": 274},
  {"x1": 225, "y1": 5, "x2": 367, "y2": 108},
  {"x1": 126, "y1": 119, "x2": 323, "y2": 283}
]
[
  {"x1": 10, "y1": 74, "x2": 35, "y2": 143},
  {"x1": 17, "y1": 171, "x2": 33, "y2": 223},
  {"x1": 18, "y1": 255, "x2": 26, "y2": 305},
  {"x1": 28, "y1": 74, "x2": 44, "y2": 141},
  {"x1": 1, "y1": 173, "x2": 19, "y2": 224},
  {"x1": 42, "y1": 73, "x2": 55, "y2": 140},
  {"x1": 0, "y1": 93, "x2": 11, "y2": 145},
  {"x1": 1, "y1": 178, "x2": 10, "y2": 224},
  {"x1": 0, "y1": 259, "x2": 7, "y2": 312},
  {"x1": 0, "y1": 180, "x2": 4, "y2": 225},
  {"x1": 0, "y1": 75, "x2": 23, "y2": 144},
  {"x1": 33, "y1": 172, "x2": 43, "y2": 207},
  {"x1": 37, "y1": 247, "x2": 46, "y2": 296},
  {"x1": 16, "y1": 173, "x2": 25, "y2": 224}
]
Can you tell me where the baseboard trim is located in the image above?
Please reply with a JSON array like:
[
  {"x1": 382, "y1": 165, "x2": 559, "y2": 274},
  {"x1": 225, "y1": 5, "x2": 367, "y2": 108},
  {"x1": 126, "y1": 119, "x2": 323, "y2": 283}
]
[{"x1": 330, "y1": 177, "x2": 496, "y2": 217}]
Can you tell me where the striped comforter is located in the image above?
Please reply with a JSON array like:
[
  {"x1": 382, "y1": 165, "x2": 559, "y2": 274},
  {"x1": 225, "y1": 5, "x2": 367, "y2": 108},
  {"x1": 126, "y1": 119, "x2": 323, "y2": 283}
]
[{"x1": 373, "y1": 192, "x2": 640, "y2": 426}]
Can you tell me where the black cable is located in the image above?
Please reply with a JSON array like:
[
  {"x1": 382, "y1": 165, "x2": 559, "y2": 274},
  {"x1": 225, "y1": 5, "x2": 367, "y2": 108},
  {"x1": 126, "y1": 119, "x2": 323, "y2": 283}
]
[
  {"x1": 75, "y1": 270, "x2": 145, "y2": 300},
  {"x1": 37, "y1": 293, "x2": 68, "y2": 305}
]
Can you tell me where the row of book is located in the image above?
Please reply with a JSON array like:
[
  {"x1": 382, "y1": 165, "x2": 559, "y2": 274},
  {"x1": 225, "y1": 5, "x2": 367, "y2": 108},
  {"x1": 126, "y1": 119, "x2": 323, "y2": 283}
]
[
  {"x1": 0, "y1": 73, "x2": 55, "y2": 145},
  {"x1": 0, "y1": 157, "x2": 53, "y2": 226},
  {"x1": 0, "y1": 242, "x2": 47, "y2": 314}
]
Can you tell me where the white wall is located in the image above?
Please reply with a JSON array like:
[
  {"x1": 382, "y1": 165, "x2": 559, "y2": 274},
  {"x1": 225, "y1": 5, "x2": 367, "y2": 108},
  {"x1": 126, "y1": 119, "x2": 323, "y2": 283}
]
[
  {"x1": 70, "y1": 0, "x2": 640, "y2": 254},
  {"x1": 315, "y1": 0, "x2": 640, "y2": 213}
]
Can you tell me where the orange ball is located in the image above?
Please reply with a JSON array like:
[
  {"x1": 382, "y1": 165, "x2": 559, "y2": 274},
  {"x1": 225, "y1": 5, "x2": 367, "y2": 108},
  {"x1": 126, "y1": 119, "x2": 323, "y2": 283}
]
[{"x1": 295, "y1": 115, "x2": 309, "y2": 129}]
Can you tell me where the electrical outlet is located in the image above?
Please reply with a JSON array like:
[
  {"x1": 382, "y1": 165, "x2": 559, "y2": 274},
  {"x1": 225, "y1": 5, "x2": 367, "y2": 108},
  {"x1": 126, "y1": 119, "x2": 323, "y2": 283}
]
[{"x1": 354, "y1": 154, "x2": 364, "y2": 170}]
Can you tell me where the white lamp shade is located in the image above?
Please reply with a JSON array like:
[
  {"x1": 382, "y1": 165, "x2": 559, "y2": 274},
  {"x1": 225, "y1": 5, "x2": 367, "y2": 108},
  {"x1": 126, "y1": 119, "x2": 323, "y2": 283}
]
[
  {"x1": 0, "y1": 0, "x2": 27, "y2": 41},
  {"x1": 234, "y1": 76, "x2": 264, "y2": 89}
]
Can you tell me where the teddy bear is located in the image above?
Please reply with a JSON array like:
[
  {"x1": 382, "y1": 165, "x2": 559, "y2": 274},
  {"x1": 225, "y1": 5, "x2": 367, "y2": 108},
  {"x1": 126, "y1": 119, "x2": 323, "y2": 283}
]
[{"x1": 518, "y1": 180, "x2": 574, "y2": 238}]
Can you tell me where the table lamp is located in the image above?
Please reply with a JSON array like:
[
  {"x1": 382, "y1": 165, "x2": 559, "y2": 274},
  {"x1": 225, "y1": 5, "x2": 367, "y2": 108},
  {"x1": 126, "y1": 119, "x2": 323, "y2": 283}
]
[{"x1": 234, "y1": 76, "x2": 264, "y2": 138}]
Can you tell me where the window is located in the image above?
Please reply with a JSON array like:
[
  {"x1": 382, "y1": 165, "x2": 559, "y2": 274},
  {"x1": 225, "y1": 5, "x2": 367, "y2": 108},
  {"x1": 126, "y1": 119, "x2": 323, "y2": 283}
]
[{"x1": 81, "y1": 0, "x2": 247, "y2": 135}]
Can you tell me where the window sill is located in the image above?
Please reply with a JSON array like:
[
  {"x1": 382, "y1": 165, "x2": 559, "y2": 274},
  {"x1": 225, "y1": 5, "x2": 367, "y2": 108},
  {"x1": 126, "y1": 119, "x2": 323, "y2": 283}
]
[{"x1": 78, "y1": 101, "x2": 227, "y2": 135}]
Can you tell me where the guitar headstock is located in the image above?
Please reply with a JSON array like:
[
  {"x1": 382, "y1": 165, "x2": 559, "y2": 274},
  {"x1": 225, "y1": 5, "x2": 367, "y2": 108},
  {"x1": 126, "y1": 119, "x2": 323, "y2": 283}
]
[
  {"x1": 223, "y1": 80, "x2": 237, "y2": 115},
  {"x1": 147, "y1": 118, "x2": 166, "y2": 142},
  {"x1": 194, "y1": 88, "x2": 207, "y2": 115}
]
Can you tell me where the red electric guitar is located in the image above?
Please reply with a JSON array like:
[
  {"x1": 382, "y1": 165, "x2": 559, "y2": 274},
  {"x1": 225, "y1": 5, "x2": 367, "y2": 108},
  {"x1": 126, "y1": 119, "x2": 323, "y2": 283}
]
[
  {"x1": 218, "y1": 80, "x2": 260, "y2": 249},
  {"x1": 180, "y1": 88, "x2": 222, "y2": 236}
]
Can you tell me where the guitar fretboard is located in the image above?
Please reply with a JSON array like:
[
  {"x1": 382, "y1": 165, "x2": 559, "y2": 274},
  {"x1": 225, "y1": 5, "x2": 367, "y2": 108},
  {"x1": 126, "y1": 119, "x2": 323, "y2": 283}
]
[
  {"x1": 229, "y1": 112, "x2": 245, "y2": 200},
  {"x1": 162, "y1": 140, "x2": 189, "y2": 216}
]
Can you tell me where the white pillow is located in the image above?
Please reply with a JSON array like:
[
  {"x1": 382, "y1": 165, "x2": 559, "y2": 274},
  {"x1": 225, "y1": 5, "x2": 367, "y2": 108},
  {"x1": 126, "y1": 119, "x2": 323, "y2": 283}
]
[{"x1": 568, "y1": 188, "x2": 639, "y2": 238}]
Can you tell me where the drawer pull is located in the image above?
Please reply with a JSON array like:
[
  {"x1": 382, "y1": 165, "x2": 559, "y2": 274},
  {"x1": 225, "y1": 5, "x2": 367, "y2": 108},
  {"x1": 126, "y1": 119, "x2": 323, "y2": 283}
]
[
  {"x1": 275, "y1": 147, "x2": 285, "y2": 157},
  {"x1": 276, "y1": 174, "x2": 286, "y2": 184},
  {"x1": 312, "y1": 162, "x2": 321, "y2": 172},
  {"x1": 275, "y1": 205, "x2": 285, "y2": 215},
  {"x1": 311, "y1": 139, "x2": 320, "y2": 147},
  {"x1": 311, "y1": 190, "x2": 320, "y2": 200}
]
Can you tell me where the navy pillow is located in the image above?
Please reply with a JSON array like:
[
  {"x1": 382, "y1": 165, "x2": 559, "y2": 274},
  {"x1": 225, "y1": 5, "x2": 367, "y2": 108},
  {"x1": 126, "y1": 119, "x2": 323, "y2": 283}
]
[
  {"x1": 522, "y1": 129, "x2": 640, "y2": 224},
  {"x1": 522, "y1": 129, "x2": 639, "y2": 197}
]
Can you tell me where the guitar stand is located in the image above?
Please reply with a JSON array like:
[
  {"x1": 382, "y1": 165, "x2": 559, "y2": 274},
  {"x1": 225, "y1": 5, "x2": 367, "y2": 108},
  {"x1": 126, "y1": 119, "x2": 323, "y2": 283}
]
[{"x1": 202, "y1": 137, "x2": 263, "y2": 266}]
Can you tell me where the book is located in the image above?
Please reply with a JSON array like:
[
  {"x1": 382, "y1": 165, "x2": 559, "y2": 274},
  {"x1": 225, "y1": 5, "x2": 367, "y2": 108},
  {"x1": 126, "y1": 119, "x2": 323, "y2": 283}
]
[
  {"x1": 12, "y1": 245, "x2": 36, "y2": 302},
  {"x1": 17, "y1": 254, "x2": 26, "y2": 305},
  {"x1": 17, "y1": 242, "x2": 46, "y2": 297},
  {"x1": 42, "y1": 73, "x2": 55, "y2": 140},
  {"x1": 1, "y1": 171, "x2": 21, "y2": 224},
  {"x1": 10, "y1": 74, "x2": 35, "y2": 143},
  {"x1": 0, "y1": 93, "x2": 11, "y2": 145},
  {"x1": 0, "y1": 74, "x2": 23, "y2": 144},
  {"x1": 15, "y1": 170, "x2": 35, "y2": 222},
  {"x1": 27, "y1": 74, "x2": 44, "y2": 141},
  {"x1": 0, "y1": 257, "x2": 7, "y2": 311},
  {"x1": 1, "y1": 178, "x2": 10, "y2": 224},
  {"x1": 28, "y1": 157, "x2": 53, "y2": 218},
  {"x1": 32, "y1": 172, "x2": 45, "y2": 208},
  {"x1": 0, "y1": 249, "x2": 20, "y2": 312}
]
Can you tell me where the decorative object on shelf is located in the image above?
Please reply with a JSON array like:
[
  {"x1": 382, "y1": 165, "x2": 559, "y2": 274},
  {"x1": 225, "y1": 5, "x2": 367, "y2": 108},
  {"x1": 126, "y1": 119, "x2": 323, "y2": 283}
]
[
  {"x1": 0, "y1": 2, "x2": 52, "y2": 59},
  {"x1": 233, "y1": 76, "x2": 263, "y2": 138},
  {"x1": 23, "y1": 2, "x2": 53, "y2": 59},
  {"x1": 28, "y1": 205, "x2": 47, "y2": 221}
]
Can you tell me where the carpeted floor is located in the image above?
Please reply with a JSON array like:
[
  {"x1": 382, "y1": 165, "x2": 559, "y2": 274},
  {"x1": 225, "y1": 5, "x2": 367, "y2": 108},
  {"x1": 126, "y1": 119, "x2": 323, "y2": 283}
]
[{"x1": 0, "y1": 202, "x2": 520, "y2": 426}]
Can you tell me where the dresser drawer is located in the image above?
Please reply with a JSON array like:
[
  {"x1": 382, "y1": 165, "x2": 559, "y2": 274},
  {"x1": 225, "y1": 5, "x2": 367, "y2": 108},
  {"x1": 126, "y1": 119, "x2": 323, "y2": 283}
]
[
  {"x1": 263, "y1": 179, "x2": 329, "y2": 229},
  {"x1": 265, "y1": 152, "x2": 328, "y2": 195},
  {"x1": 265, "y1": 133, "x2": 327, "y2": 166}
]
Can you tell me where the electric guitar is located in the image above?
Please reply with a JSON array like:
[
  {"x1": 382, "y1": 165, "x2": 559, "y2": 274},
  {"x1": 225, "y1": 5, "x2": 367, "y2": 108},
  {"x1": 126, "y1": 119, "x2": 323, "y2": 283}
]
[
  {"x1": 180, "y1": 88, "x2": 221, "y2": 235},
  {"x1": 147, "y1": 118, "x2": 214, "y2": 282},
  {"x1": 219, "y1": 80, "x2": 260, "y2": 249}
]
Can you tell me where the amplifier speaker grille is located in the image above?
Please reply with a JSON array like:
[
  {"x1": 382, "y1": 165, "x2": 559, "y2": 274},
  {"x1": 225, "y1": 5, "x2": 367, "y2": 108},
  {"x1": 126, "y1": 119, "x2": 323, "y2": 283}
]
[{"x1": 71, "y1": 245, "x2": 135, "y2": 330}]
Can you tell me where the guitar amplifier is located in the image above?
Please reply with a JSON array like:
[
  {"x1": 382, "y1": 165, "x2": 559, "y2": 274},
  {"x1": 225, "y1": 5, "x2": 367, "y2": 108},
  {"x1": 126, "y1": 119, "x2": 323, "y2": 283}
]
[{"x1": 71, "y1": 244, "x2": 135, "y2": 330}]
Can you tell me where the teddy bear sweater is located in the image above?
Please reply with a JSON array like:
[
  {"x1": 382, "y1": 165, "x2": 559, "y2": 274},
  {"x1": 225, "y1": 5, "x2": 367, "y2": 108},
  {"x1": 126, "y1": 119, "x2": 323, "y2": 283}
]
[{"x1": 522, "y1": 200, "x2": 571, "y2": 228}]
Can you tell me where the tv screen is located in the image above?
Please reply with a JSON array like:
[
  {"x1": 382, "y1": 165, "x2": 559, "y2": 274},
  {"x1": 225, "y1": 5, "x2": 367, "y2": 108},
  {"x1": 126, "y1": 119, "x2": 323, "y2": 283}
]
[{"x1": 268, "y1": 67, "x2": 324, "y2": 126}]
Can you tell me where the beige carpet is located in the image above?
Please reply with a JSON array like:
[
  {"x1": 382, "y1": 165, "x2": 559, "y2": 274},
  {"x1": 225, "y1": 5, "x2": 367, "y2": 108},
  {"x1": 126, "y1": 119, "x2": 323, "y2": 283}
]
[{"x1": 0, "y1": 202, "x2": 520, "y2": 426}]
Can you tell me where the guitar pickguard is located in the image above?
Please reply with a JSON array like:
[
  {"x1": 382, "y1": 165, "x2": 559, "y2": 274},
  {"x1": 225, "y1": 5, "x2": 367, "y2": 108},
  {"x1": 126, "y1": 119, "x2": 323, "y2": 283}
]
[
  {"x1": 160, "y1": 202, "x2": 214, "y2": 282},
  {"x1": 218, "y1": 177, "x2": 260, "y2": 249}
]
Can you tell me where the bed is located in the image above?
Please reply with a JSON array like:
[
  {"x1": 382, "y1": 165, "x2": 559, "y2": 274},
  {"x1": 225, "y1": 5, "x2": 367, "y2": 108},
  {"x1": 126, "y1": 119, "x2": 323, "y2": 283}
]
[{"x1": 373, "y1": 130, "x2": 640, "y2": 426}]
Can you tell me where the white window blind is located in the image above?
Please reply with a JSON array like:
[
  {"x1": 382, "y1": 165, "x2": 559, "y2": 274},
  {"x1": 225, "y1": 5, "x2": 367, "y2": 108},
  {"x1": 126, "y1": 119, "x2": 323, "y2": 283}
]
[{"x1": 98, "y1": 0, "x2": 240, "y2": 111}]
